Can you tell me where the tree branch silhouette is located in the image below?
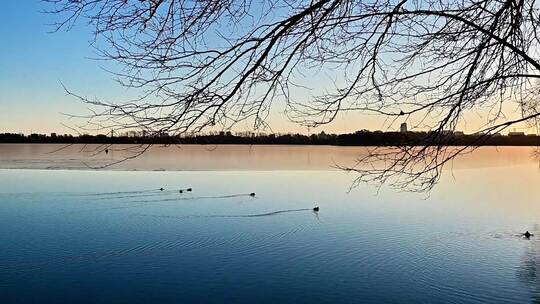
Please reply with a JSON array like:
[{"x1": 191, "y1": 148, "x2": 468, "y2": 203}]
[{"x1": 47, "y1": 0, "x2": 540, "y2": 190}]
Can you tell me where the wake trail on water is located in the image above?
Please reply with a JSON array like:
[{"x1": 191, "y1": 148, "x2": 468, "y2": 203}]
[
  {"x1": 92, "y1": 192, "x2": 176, "y2": 200},
  {"x1": 211, "y1": 208, "x2": 312, "y2": 218},
  {"x1": 135, "y1": 208, "x2": 313, "y2": 219},
  {"x1": 57, "y1": 193, "x2": 258, "y2": 214},
  {"x1": 65, "y1": 189, "x2": 175, "y2": 197},
  {"x1": 128, "y1": 193, "x2": 256, "y2": 203}
]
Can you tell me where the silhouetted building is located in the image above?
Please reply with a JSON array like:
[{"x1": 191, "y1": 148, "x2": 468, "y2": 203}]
[
  {"x1": 509, "y1": 131, "x2": 526, "y2": 136},
  {"x1": 400, "y1": 123, "x2": 408, "y2": 133}
]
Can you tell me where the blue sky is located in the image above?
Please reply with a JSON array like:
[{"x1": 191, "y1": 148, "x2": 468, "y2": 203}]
[
  {"x1": 0, "y1": 1, "x2": 392, "y2": 135},
  {"x1": 0, "y1": 1, "x2": 127, "y2": 134}
]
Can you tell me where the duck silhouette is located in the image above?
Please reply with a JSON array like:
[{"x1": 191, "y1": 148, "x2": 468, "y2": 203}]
[
  {"x1": 249, "y1": 192, "x2": 256, "y2": 197},
  {"x1": 523, "y1": 231, "x2": 533, "y2": 238},
  {"x1": 313, "y1": 206, "x2": 320, "y2": 212}
]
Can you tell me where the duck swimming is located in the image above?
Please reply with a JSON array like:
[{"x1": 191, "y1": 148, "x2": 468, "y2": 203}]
[
  {"x1": 313, "y1": 206, "x2": 320, "y2": 212},
  {"x1": 523, "y1": 231, "x2": 533, "y2": 238},
  {"x1": 249, "y1": 192, "x2": 256, "y2": 197}
]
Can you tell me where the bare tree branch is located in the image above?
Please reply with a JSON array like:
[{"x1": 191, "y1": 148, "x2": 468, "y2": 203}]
[{"x1": 46, "y1": 0, "x2": 540, "y2": 191}]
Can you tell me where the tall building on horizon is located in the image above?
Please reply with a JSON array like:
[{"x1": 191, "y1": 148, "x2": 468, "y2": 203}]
[{"x1": 400, "y1": 122, "x2": 408, "y2": 133}]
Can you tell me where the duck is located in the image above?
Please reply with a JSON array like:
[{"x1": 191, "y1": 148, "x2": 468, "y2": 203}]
[
  {"x1": 313, "y1": 206, "x2": 320, "y2": 212},
  {"x1": 186, "y1": 188, "x2": 192, "y2": 192},
  {"x1": 159, "y1": 188, "x2": 164, "y2": 191},
  {"x1": 249, "y1": 192, "x2": 256, "y2": 197},
  {"x1": 523, "y1": 231, "x2": 533, "y2": 238},
  {"x1": 179, "y1": 190, "x2": 183, "y2": 194}
]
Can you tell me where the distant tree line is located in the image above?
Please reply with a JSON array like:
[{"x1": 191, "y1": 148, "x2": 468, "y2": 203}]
[{"x1": 1, "y1": 131, "x2": 539, "y2": 146}]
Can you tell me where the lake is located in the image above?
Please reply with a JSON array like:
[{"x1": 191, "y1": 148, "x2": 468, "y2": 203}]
[{"x1": 1, "y1": 144, "x2": 540, "y2": 303}]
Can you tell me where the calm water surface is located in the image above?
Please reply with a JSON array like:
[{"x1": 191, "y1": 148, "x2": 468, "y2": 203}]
[{"x1": 1, "y1": 145, "x2": 540, "y2": 303}]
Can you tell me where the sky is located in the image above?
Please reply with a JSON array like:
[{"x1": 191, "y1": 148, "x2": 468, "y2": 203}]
[
  {"x1": 0, "y1": 1, "x2": 156, "y2": 135},
  {"x1": 0, "y1": 1, "x2": 537, "y2": 136},
  {"x1": 0, "y1": 1, "x2": 361, "y2": 135}
]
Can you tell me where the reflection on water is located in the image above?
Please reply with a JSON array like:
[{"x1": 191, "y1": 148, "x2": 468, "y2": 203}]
[
  {"x1": 518, "y1": 224, "x2": 540, "y2": 304},
  {"x1": 0, "y1": 144, "x2": 539, "y2": 171},
  {"x1": 0, "y1": 146, "x2": 540, "y2": 303}
]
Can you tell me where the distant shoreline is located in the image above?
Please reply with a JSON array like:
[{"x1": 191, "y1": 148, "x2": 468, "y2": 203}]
[{"x1": 1, "y1": 131, "x2": 539, "y2": 147}]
